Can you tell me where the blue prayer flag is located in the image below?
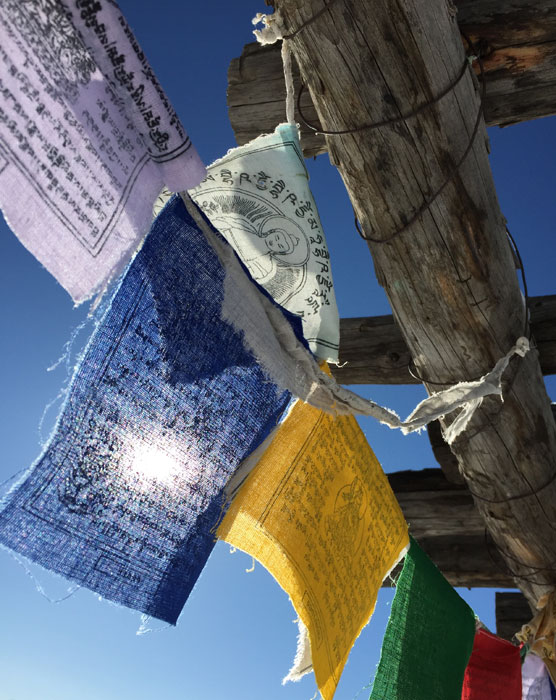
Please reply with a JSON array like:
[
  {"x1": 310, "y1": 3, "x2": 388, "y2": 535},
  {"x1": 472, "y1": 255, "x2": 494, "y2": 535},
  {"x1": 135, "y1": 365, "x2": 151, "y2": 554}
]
[{"x1": 0, "y1": 195, "x2": 295, "y2": 624}]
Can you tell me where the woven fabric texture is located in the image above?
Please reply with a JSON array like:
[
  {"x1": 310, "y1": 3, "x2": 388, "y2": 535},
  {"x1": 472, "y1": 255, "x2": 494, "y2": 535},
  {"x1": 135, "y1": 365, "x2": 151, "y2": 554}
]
[
  {"x1": 370, "y1": 537, "x2": 476, "y2": 700},
  {"x1": 167, "y1": 123, "x2": 340, "y2": 360},
  {"x1": 462, "y1": 628, "x2": 521, "y2": 699},
  {"x1": 0, "y1": 195, "x2": 293, "y2": 624},
  {"x1": 0, "y1": 0, "x2": 204, "y2": 302},
  {"x1": 218, "y1": 394, "x2": 409, "y2": 700},
  {"x1": 522, "y1": 652, "x2": 554, "y2": 700},
  {"x1": 518, "y1": 592, "x2": 556, "y2": 687}
]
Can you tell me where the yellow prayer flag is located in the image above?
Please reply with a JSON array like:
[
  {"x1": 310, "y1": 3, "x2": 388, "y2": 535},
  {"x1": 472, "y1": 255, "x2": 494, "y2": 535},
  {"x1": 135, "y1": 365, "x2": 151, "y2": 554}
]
[{"x1": 218, "y1": 399, "x2": 409, "y2": 700}]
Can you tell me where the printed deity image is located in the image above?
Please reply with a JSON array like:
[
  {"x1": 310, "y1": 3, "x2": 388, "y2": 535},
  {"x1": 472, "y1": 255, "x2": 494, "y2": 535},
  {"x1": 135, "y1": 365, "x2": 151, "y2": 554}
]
[
  {"x1": 155, "y1": 124, "x2": 340, "y2": 362},
  {"x1": 202, "y1": 195, "x2": 309, "y2": 302},
  {"x1": 326, "y1": 477, "x2": 367, "y2": 556}
]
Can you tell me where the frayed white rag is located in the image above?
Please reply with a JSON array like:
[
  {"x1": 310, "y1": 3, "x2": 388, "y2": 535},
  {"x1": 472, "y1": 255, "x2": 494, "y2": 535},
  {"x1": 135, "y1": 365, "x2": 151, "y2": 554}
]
[
  {"x1": 283, "y1": 620, "x2": 313, "y2": 684},
  {"x1": 0, "y1": 0, "x2": 205, "y2": 302},
  {"x1": 185, "y1": 191, "x2": 529, "y2": 442},
  {"x1": 252, "y1": 12, "x2": 285, "y2": 45}
]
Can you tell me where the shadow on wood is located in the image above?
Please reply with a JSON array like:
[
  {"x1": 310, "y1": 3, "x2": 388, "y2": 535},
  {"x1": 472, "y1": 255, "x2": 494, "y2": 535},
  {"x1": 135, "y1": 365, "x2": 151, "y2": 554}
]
[
  {"x1": 333, "y1": 295, "x2": 556, "y2": 385},
  {"x1": 228, "y1": 1, "x2": 556, "y2": 157},
  {"x1": 496, "y1": 591, "x2": 534, "y2": 641},
  {"x1": 386, "y1": 469, "x2": 513, "y2": 588}
]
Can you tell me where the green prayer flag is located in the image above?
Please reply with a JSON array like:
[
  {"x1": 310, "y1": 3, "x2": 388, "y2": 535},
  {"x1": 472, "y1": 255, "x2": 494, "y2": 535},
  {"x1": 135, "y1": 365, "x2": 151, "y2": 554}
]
[{"x1": 370, "y1": 537, "x2": 476, "y2": 700}]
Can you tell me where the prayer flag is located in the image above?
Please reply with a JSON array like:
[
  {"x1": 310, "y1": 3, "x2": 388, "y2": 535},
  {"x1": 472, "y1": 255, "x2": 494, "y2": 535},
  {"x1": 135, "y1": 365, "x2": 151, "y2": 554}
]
[
  {"x1": 462, "y1": 628, "x2": 521, "y2": 699},
  {"x1": 518, "y1": 592, "x2": 556, "y2": 688},
  {"x1": 523, "y1": 652, "x2": 554, "y2": 700},
  {"x1": 218, "y1": 396, "x2": 409, "y2": 700},
  {"x1": 370, "y1": 537, "x2": 475, "y2": 700},
  {"x1": 0, "y1": 195, "x2": 295, "y2": 624},
  {"x1": 184, "y1": 123, "x2": 339, "y2": 361},
  {"x1": 0, "y1": 0, "x2": 204, "y2": 302}
]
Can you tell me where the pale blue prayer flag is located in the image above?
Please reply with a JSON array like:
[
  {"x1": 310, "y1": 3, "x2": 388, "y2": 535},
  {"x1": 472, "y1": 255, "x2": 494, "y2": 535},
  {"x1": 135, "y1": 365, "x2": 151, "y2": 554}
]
[{"x1": 0, "y1": 195, "x2": 299, "y2": 624}]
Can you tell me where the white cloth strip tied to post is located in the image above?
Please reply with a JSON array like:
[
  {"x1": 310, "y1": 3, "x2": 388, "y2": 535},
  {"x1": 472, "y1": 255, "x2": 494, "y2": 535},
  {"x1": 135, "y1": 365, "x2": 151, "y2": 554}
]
[
  {"x1": 183, "y1": 193, "x2": 530, "y2": 442},
  {"x1": 253, "y1": 12, "x2": 296, "y2": 124},
  {"x1": 249, "y1": 10, "x2": 530, "y2": 442}
]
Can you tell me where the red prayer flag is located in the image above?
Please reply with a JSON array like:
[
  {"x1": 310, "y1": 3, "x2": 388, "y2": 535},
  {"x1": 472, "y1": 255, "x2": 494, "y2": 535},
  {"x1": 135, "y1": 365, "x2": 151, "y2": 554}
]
[{"x1": 462, "y1": 628, "x2": 521, "y2": 699}]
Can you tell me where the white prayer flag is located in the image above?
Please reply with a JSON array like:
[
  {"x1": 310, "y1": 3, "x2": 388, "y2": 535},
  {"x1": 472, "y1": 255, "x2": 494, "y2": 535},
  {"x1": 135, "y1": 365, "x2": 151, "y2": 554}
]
[
  {"x1": 523, "y1": 653, "x2": 553, "y2": 700},
  {"x1": 184, "y1": 123, "x2": 340, "y2": 361}
]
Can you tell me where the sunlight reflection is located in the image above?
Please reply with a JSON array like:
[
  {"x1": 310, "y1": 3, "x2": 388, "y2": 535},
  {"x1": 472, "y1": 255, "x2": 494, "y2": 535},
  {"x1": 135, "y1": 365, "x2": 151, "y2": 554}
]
[{"x1": 128, "y1": 443, "x2": 180, "y2": 487}]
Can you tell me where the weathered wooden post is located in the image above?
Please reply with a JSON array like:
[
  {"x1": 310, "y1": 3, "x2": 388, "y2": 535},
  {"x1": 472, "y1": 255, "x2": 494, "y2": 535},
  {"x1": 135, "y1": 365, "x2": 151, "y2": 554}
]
[
  {"x1": 228, "y1": 0, "x2": 556, "y2": 155},
  {"x1": 271, "y1": 0, "x2": 556, "y2": 605}
]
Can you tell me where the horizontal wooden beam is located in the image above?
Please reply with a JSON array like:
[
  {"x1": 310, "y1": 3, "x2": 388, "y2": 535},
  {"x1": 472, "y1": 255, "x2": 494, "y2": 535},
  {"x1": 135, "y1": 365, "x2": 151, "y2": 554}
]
[
  {"x1": 228, "y1": 1, "x2": 556, "y2": 157},
  {"x1": 332, "y1": 295, "x2": 556, "y2": 385},
  {"x1": 386, "y1": 469, "x2": 513, "y2": 588}
]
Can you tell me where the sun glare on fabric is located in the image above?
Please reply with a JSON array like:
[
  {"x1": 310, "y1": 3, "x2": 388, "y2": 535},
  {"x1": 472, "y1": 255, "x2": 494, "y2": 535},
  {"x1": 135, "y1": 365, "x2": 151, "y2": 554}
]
[{"x1": 128, "y1": 444, "x2": 180, "y2": 487}]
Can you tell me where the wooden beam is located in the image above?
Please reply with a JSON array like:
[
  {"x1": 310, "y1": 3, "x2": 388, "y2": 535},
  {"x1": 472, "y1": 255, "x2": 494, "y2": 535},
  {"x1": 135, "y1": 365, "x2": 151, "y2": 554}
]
[
  {"x1": 428, "y1": 404, "x2": 556, "y2": 487},
  {"x1": 332, "y1": 295, "x2": 556, "y2": 385},
  {"x1": 496, "y1": 592, "x2": 533, "y2": 641},
  {"x1": 275, "y1": 0, "x2": 556, "y2": 606},
  {"x1": 387, "y1": 469, "x2": 513, "y2": 587},
  {"x1": 228, "y1": 1, "x2": 556, "y2": 157}
]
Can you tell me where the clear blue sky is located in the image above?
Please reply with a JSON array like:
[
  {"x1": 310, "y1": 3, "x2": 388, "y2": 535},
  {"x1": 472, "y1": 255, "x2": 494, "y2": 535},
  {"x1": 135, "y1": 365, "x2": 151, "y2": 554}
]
[{"x1": 1, "y1": 2, "x2": 555, "y2": 699}]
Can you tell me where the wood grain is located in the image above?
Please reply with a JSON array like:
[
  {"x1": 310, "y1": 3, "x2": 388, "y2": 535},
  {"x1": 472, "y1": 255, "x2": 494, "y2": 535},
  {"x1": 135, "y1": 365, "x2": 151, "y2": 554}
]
[
  {"x1": 275, "y1": 0, "x2": 556, "y2": 606},
  {"x1": 386, "y1": 469, "x2": 514, "y2": 587},
  {"x1": 495, "y1": 592, "x2": 533, "y2": 640},
  {"x1": 228, "y1": 1, "x2": 556, "y2": 156},
  {"x1": 332, "y1": 295, "x2": 556, "y2": 385}
]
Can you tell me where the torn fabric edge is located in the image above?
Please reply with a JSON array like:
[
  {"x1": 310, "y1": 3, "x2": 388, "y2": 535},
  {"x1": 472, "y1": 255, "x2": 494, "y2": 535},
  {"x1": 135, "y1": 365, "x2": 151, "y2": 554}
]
[
  {"x1": 284, "y1": 619, "x2": 313, "y2": 684},
  {"x1": 223, "y1": 399, "x2": 298, "y2": 503},
  {"x1": 252, "y1": 12, "x2": 285, "y2": 45},
  {"x1": 223, "y1": 430, "x2": 278, "y2": 503},
  {"x1": 183, "y1": 190, "x2": 529, "y2": 441},
  {"x1": 0, "y1": 194, "x2": 294, "y2": 624},
  {"x1": 0, "y1": 1, "x2": 205, "y2": 304},
  {"x1": 283, "y1": 541, "x2": 410, "y2": 686},
  {"x1": 186, "y1": 120, "x2": 341, "y2": 362}
]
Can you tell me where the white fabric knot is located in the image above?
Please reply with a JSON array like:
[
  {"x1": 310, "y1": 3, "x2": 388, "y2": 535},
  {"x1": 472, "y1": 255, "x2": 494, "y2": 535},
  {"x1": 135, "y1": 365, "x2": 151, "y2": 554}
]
[{"x1": 252, "y1": 12, "x2": 284, "y2": 45}]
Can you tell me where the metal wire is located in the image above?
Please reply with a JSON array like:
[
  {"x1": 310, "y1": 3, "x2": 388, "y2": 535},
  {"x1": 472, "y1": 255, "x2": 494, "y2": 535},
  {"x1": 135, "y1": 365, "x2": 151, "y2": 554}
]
[
  {"x1": 297, "y1": 56, "x2": 472, "y2": 136},
  {"x1": 484, "y1": 529, "x2": 556, "y2": 585},
  {"x1": 281, "y1": 0, "x2": 343, "y2": 40}
]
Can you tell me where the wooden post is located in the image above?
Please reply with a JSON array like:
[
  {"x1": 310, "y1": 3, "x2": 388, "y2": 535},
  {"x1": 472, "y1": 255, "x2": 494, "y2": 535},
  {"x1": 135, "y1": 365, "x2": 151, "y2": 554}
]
[
  {"x1": 333, "y1": 295, "x2": 556, "y2": 385},
  {"x1": 388, "y1": 469, "x2": 513, "y2": 587},
  {"x1": 427, "y1": 420, "x2": 465, "y2": 484},
  {"x1": 275, "y1": 0, "x2": 556, "y2": 606},
  {"x1": 228, "y1": 0, "x2": 556, "y2": 156}
]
